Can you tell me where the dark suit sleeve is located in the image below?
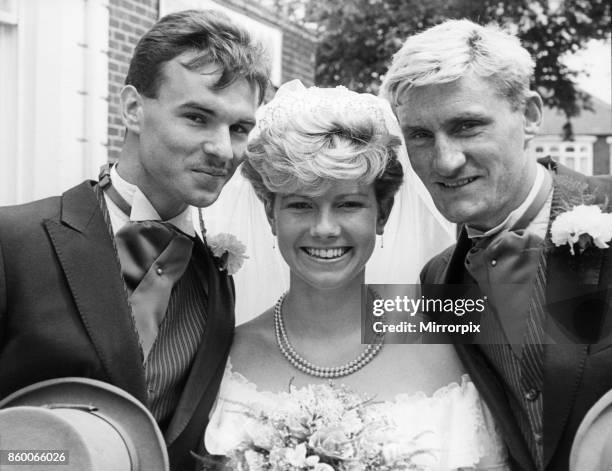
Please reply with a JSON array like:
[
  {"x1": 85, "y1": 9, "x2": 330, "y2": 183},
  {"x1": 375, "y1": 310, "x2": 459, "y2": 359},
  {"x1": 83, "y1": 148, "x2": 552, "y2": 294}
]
[{"x1": 420, "y1": 246, "x2": 455, "y2": 284}]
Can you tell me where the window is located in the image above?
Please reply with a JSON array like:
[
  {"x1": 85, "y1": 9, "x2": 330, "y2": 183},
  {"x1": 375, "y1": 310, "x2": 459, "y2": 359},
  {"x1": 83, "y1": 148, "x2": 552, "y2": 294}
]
[
  {"x1": 608, "y1": 137, "x2": 612, "y2": 174},
  {"x1": 0, "y1": 0, "x2": 108, "y2": 206},
  {"x1": 528, "y1": 136, "x2": 596, "y2": 175},
  {"x1": 0, "y1": 0, "x2": 18, "y2": 204}
]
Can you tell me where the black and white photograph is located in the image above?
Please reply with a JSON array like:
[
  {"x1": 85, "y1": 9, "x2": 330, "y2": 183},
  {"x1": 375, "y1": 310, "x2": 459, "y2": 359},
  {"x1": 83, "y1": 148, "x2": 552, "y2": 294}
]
[{"x1": 0, "y1": 0, "x2": 611, "y2": 470}]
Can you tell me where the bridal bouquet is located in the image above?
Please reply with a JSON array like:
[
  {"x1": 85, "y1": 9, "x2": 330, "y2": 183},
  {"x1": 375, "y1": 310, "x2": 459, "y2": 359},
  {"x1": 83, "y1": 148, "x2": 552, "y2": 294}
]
[{"x1": 217, "y1": 382, "x2": 433, "y2": 471}]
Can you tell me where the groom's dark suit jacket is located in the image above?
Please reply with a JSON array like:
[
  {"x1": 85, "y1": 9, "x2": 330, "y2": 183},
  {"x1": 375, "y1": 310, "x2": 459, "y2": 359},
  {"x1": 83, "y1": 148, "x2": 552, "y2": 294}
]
[
  {"x1": 420, "y1": 162, "x2": 612, "y2": 471},
  {"x1": 0, "y1": 181, "x2": 235, "y2": 470}
]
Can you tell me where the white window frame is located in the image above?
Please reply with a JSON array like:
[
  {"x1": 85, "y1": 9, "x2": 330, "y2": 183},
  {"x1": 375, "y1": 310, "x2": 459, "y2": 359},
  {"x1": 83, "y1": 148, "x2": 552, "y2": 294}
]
[
  {"x1": 0, "y1": 0, "x2": 18, "y2": 205},
  {"x1": 0, "y1": 0, "x2": 108, "y2": 206},
  {"x1": 528, "y1": 135, "x2": 596, "y2": 175},
  {"x1": 607, "y1": 137, "x2": 612, "y2": 174}
]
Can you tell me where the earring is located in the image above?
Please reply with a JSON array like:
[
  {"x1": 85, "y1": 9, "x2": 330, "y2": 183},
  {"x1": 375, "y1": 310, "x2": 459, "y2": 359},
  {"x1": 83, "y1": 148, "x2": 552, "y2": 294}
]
[
  {"x1": 380, "y1": 234, "x2": 384, "y2": 249},
  {"x1": 272, "y1": 235, "x2": 276, "y2": 250}
]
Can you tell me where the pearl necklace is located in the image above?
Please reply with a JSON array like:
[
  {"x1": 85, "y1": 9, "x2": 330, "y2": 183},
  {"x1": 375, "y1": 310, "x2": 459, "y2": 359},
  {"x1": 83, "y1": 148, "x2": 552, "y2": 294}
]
[{"x1": 273, "y1": 291, "x2": 384, "y2": 378}]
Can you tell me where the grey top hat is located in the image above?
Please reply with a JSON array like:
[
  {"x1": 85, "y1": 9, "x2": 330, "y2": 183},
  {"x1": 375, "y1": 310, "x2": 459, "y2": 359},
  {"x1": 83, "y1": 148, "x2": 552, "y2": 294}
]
[
  {"x1": 570, "y1": 389, "x2": 612, "y2": 471},
  {"x1": 0, "y1": 377, "x2": 169, "y2": 471}
]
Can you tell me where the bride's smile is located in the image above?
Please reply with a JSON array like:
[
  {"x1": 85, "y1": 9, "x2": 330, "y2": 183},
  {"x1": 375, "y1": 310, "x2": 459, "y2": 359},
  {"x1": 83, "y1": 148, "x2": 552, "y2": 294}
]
[
  {"x1": 270, "y1": 182, "x2": 382, "y2": 290},
  {"x1": 301, "y1": 246, "x2": 350, "y2": 260}
]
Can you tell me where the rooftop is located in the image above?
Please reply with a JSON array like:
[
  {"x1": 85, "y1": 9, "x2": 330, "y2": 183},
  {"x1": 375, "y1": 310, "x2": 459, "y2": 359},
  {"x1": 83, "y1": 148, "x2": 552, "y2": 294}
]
[{"x1": 539, "y1": 94, "x2": 612, "y2": 136}]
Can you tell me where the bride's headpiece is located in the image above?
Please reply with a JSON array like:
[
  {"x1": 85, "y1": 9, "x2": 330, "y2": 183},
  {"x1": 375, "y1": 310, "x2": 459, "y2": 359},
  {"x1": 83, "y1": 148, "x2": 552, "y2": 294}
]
[
  {"x1": 245, "y1": 80, "x2": 403, "y2": 200},
  {"x1": 252, "y1": 79, "x2": 388, "y2": 139}
]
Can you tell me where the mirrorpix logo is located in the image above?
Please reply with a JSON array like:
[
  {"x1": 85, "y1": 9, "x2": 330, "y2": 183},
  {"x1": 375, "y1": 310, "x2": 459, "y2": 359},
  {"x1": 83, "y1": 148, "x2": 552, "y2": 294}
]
[{"x1": 370, "y1": 293, "x2": 487, "y2": 336}]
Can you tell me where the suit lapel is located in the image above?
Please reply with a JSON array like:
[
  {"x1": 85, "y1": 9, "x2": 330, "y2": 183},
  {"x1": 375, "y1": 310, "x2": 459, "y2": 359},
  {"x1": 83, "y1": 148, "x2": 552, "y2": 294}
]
[
  {"x1": 541, "y1": 237, "x2": 588, "y2": 470},
  {"x1": 542, "y1": 344, "x2": 587, "y2": 467},
  {"x1": 544, "y1": 171, "x2": 610, "y2": 345},
  {"x1": 542, "y1": 174, "x2": 608, "y2": 467},
  {"x1": 165, "y1": 236, "x2": 234, "y2": 447},
  {"x1": 43, "y1": 181, "x2": 146, "y2": 402},
  {"x1": 438, "y1": 227, "x2": 471, "y2": 284}
]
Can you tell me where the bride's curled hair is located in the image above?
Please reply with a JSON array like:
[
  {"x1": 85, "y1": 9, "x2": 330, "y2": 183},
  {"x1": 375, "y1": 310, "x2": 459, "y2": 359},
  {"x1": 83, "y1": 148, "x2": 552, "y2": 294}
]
[{"x1": 242, "y1": 81, "x2": 404, "y2": 209}]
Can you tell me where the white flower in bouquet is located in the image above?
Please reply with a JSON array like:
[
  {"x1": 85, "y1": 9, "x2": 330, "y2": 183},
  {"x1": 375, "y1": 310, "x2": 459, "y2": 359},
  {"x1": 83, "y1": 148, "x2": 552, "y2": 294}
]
[
  {"x1": 309, "y1": 426, "x2": 355, "y2": 460},
  {"x1": 340, "y1": 409, "x2": 364, "y2": 435},
  {"x1": 243, "y1": 449, "x2": 266, "y2": 471},
  {"x1": 243, "y1": 418, "x2": 275, "y2": 450},
  {"x1": 285, "y1": 443, "x2": 320, "y2": 468},
  {"x1": 216, "y1": 382, "x2": 433, "y2": 470}
]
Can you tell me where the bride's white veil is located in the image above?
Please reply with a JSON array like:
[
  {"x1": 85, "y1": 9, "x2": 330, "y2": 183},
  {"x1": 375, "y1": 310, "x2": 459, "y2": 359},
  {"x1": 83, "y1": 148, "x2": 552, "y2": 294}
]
[{"x1": 200, "y1": 81, "x2": 455, "y2": 325}]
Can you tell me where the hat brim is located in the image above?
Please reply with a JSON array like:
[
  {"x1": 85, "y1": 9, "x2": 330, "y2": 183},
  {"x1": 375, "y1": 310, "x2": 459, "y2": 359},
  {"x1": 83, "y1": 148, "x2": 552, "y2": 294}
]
[
  {"x1": 0, "y1": 377, "x2": 169, "y2": 471},
  {"x1": 570, "y1": 389, "x2": 612, "y2": 471}
]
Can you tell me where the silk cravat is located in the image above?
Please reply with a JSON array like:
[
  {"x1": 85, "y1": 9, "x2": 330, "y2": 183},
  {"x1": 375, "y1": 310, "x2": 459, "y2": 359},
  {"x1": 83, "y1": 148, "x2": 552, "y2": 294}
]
[
  {"x1": 99, "y1": 164, "x2": 194, "y2": 359},
  {"x1": 115, "y1": 221, "x2": 193, "y2": 359},
  {"x1": 466, "y1": 173, "x2": 552, "y2": 350}
]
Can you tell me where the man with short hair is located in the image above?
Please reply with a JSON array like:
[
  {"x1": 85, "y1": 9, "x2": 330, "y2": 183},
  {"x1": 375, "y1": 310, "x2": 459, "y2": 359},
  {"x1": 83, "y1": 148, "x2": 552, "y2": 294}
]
[
  {"x1": 382, "y1": 19, "x2": 612, "y2": 471},
  {"x1": 0, "y1": 9, "x2": 268, "y2": 469}
]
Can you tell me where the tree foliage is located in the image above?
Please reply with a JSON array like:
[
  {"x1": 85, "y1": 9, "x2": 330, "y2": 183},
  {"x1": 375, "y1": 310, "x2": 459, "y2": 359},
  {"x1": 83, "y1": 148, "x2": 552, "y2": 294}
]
[{"x1": 268, "y1": 0, "x2": 610, "y2": 119}]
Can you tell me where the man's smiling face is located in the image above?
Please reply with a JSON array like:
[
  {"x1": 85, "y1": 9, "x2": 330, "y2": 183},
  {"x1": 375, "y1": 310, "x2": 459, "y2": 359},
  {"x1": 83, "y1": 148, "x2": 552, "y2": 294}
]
[
  {"x1": 397, "y1": 73, "x2": 540, "y2": 230},
  {"x1": 125, "y1": 51, "x2": 258, "y2": 218}
]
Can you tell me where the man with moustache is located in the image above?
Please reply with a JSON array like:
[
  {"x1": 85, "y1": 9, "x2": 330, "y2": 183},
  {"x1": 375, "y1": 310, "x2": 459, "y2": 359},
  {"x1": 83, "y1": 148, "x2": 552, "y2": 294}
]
[
  {"x1": 382, "y1": 19, "x2": 612, "y2": 471},
  {"x1": 0, "y1": 9, "x2": 268, "y2": 469}
]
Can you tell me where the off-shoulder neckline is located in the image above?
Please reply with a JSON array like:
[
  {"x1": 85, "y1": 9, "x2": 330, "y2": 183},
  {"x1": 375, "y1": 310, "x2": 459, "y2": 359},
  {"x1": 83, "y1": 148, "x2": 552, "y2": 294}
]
[{"x1": 223, "y1": 357, "x2": 475, "y2": 405}]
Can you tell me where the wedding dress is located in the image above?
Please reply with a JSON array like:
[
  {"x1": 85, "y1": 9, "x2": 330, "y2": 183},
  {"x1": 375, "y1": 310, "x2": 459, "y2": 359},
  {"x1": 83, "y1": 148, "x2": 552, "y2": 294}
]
[{"x1": 204, "y1": 360, "x2": 510, "y2": 470}]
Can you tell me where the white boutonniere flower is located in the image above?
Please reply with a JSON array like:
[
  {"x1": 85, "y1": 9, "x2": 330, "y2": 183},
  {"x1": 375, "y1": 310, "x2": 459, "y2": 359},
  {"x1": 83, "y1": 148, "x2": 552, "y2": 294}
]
[
  {"x1": 206, "y1": 232, "x2": 248, "y2": 275},
  {"x1": 550, "y1": 204, "x2": 612, "y2": 255}
]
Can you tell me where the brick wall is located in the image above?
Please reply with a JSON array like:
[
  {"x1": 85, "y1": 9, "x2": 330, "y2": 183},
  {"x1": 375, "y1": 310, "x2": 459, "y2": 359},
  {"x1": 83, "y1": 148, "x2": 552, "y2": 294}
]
[
  {"x1": 107, "y1": 0, "x2": 158, "y2": 161},
  {"x1": 106, "y1": 0, "x2": 317, "y2": 161},
  {"x1": 219, "y1": 0, "x2": 317, "y2": 86},
  {"x1": 281, "y1": 29, "x2": 316, "y2": 86}
]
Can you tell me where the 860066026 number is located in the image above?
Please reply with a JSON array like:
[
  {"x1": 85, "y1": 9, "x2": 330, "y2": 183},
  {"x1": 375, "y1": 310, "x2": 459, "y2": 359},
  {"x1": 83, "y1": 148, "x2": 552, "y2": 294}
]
[{"x1": 0, "y1": 450, "x2": 69, "y2": 465}]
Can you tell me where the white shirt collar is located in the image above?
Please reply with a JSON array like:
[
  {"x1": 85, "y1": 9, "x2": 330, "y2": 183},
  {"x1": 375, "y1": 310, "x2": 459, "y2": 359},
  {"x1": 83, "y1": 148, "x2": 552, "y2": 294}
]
[
  {"x1": 467, "y1": 164, "x2": 549, "y2": 239},
  {"x1": 110, "y1": 165, "x2": 195, "y2": 236}
]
